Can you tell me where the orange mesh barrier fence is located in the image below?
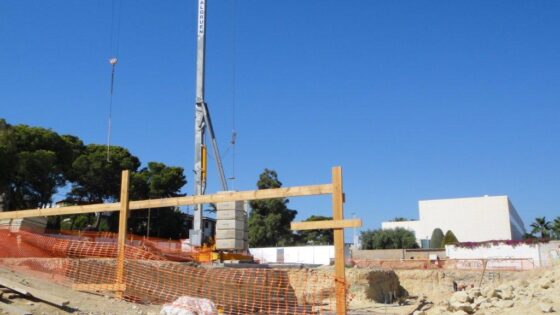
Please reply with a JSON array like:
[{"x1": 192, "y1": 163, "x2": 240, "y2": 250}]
[{"x1": 0, "y1": 229, "x2": 343, "y2": 314}]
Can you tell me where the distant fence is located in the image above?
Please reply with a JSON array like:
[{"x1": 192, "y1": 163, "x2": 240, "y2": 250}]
[
  {"x1": 250, "y1": 246, "x2": 335, "y2": 265},
  {"x1": 445, "y1": 258, "x2": 535, "y2": 271},
  {"x1": 352, "y1": 259, "x2": 442, "y2": 270},
  {"x1": 352, "y1": 258, "x2": 536, "y2": 271}
]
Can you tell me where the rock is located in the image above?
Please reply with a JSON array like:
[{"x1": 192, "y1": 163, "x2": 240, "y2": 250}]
[
  {"x1": 497, "y1": 284, "x2": 513, "y2": 291},
  {"x1": 467, "y1": 288, "x2": 481, "y2": 300},
  {"x1": 539, "y1": 303, "x2": 554, "y2": 313},
  {"x1": 513, "y1": 279, "x2": 530, "y2": 288},
  {"x1": 499, "y1": 288, "x2": 514, "y2": 300},
  {"x1": 451, "y1": 311, "x2": 469, "y2": 315},
  {"x1": 473, "y1": 296, "x2": 488, "y2": 307},
  {"x1": 412, "y1": 311, "x2": 427, "y2": 315},
  {"x1": 539, "y1": 278, "x2": 552, "y2": 289},
  {"x1": 450, "y1": 291, "x2": 471, "y2": 304},
  {"x1": 450, "y1": 302, "x2": 474, "y2": 313},
  {"x1": 485, "y1": 288, "x2": 497, "y2": 299},
  {"x1": 479, "y1": 301, "x2": 492, "y2": 309},
  {"x1": 495, "y1": 300, "x2": 514, "y2": 308},
  {"x1": 420, "y1": 303, "x2": 433, "y2": 311}
]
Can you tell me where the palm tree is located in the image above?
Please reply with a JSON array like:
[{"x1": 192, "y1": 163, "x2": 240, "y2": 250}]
[
  {"x1": 530, "y1": 217, "x2": 552, "y2": 239},
  {"x1": 552, "y1": 217, "x2": 560, "y2": 240}
]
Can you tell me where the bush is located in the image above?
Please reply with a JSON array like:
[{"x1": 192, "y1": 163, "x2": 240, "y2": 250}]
[
  {"x1": 430, "y1": 228, "x2": 444, "y2": 248},
  {"x1": 442, "y1": 230, "x2": 458, "y2": 246},
  {"x1": 360, "y1": 228, "x2": 419, "y2": 250}
]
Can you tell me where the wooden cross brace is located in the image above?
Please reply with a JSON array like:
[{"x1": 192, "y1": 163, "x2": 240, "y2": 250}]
[{"x1": 290, "y1": 167, "x2": 362, "y2": 315}]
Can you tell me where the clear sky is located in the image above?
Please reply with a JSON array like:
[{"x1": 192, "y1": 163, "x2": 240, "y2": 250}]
[{"x1": 1, "y1": 1, "x2": 559, "y2": 239}]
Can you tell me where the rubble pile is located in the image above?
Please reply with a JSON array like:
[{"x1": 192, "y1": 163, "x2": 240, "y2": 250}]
[{"x1": 420, "y1": 265, "x2": 559, "y2": 315}]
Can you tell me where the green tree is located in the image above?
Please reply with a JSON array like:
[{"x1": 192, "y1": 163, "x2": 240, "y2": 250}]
[
  {"x1": 0, "y1": 122, "x2": 84, "y2": 211},
  {"x1": 523, "y1": 232, "x2": 537, "y2": 240},
  {"x1": 66, "y1": 144, "x2": 141, "y2": 203},
  {"x1": 296, "y1": 215, "x2": 333, "y2": 245},
  {"x1": 530, "y1": 217, "x2": 552, "y2": 239},
  {"x1": 248, "y1": 169, "x2": 297, "y2": 247},
  {"x1": 430, "y1": 228, "x2": 444, "y2": 248},
  {"x1": 128, "y1": 162, "x2": 187, "y2": 238},
  {"x1": 360, "y1": 228, "x2": 419, "y2": 250},
  {"x1": 551, "y1": 217, "x2": 560, "y2": 240},
  {"x1": 391, "y1": 217, "x2": 409, "y2": 222},
  {"x1": 0, "y1": 119, "x2": 16, "y2": 208},
  {"x1": 65, "y1": 144, "x2": 141, "y2": 230},
  {"x1": 441, "y1": 230, "x2": 459, "y2": 246}
]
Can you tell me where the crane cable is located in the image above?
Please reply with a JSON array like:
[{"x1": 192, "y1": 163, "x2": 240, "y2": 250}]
[
  {"x1": 106, "y1": 0, "x2": 123, "y2": 162},
  {"x1": 229, "y1": 0, "x2": 238, "y2": 183}
]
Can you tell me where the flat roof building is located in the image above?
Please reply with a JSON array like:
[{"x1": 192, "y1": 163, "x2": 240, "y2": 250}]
[{"x1": 382, "y1": 195, "x2": 526, "y2": 247}]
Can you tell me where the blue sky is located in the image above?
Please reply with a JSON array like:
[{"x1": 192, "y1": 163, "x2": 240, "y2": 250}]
[{"x1": 1, "y1": 1, "x2": 559, "y2": 238}]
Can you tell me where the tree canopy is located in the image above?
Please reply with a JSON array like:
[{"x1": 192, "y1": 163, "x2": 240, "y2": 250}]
[
  {"x1": 0, "y1": 121, "x2": 85, "y2": 210},
  {"x1": 128, "y1": 162, "x2": 188, "y2": 238},
  {"x1": 248, "y1": 169, "x2": 297, "y2": 247},
  {"x1": 296, "y1": 215, "x2": 334, "y2": 245},
  {"x1": 442, "y1": 230, "x2": 459, "y2": 246},
  {"x1": 530, "y1": 217, "x2": 552, "y2": 239},
  {"x1": 430, "y1": 228, "x2": 444, "y2": 248},
  {"x1": 360, "y1": 228, "x2": 419, "y2": 250},
  {"x1": 0, "y1": 118, "x2": 189, "y2": 238}
]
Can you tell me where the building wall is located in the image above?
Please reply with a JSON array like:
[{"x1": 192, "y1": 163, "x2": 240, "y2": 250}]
[
  {"x1": 351, "y1": 248, "x2": 446, "y2": 260},
  {"x1": 382, "y1": 196, "x2": 526, "y2": 244},
  {"x1": 538, "y1": 241, "x2": 560, "y2": 267},
  {"x1": 446, "y1": 242, "x2": 550, "y2": 267},
  {"x1": 418, "y1": 196, "x2": 514, "y2": 242},
  {"x1": 249, "y1": 245, "x2": 335, "y2": 265},
  {"x1": 507, "y1": 199, "x2": 526, "y2": 240}
]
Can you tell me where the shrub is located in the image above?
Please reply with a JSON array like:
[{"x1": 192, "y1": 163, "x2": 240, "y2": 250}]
[
  {"x1": 441, "y1": 230, "x2": 458, "y2": 247},
  {"x1": 430, "y1": 228, "x2": 444, "y2": 248}
]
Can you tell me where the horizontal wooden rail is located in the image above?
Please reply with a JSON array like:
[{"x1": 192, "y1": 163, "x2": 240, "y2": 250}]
[
  {"x1": 72, "y1": 283, "x2": 127, "y2": 292},
  {"x1": 291, "y1": 218, "x2": 362, "y2": 231},
  {"x1": 0, "y1": 184, "x2": 333, "y2": 220}
]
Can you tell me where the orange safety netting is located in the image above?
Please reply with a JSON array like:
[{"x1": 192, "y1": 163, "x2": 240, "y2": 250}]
[{"x1": 0, "y1": 227, "x2": 342, "y2": 314}]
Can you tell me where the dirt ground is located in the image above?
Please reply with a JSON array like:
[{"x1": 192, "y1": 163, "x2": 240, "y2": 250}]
[
  {"x1": 0, "y1": 267, "x2": 160, "y2": 315},
  {"x1": 1, "y1": 262, "x2": 558, "y2": 315}
]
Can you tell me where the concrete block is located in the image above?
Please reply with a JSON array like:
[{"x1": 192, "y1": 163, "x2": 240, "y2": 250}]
[
  {"x1": 216, "y1": 229, "x2": 245, "y2": 240},
  {"x1": 216, "y1": 199, "x2": 245, "y2": 211},
  {"x1": 216, "y1": 239, "x2": 245, "y2": 250},
  {"x1": 216, "y1": 218, "x2": 245, "y2": 230},
  {"x1": 216, "y1": 210, "x2": 245, "y2": 220}
]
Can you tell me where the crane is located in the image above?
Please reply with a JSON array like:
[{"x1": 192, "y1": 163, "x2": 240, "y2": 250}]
[{"x1": 190, "y1": 0, "x2": 229, "y2": 246}]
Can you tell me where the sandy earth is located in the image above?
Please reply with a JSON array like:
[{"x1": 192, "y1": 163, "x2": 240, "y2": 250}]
[
  {"x1": 426, "y1": 264, "x2": 560, "y2": 315},
  {"x1": 0, "y1": 267, "x2": 160, "y2": 315},
  {"x1": 0, "y1": 262, "x2": 558, "y2": 315}
]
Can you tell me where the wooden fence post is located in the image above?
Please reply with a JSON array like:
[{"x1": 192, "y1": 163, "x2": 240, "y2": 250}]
[
  {"x1": 116, "y1": 170, "x2": 130, "y2": 298},
  {"x1": 332, "y1": 166, "x2": 346, "y2": 314}
]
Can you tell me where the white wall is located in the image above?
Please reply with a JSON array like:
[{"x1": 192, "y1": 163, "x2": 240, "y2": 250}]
[
  {"x1": 419, "y1": 196, "x2": 512, "y2": 242},
  {"x1": 446, "y1": 243, "x2": 542, "y2": 267},
  {"x1": 382, "y1": 196, "x2": 526, "y2": 244},
  {"x1": 249, "y1": 246, "x2": 334, "y2": 265},
  {"x1": 538, "y1": 241, "x2": 560, "y2": 267}
]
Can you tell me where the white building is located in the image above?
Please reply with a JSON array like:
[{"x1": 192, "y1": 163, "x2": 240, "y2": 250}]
[{"x1": 382, "y1": 196, "x2": 526, "y2": 247}]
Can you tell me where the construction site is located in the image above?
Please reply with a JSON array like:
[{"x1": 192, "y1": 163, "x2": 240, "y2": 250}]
[{"x1": 1, "y1": 0, "x2": 560, "y2": 314}]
